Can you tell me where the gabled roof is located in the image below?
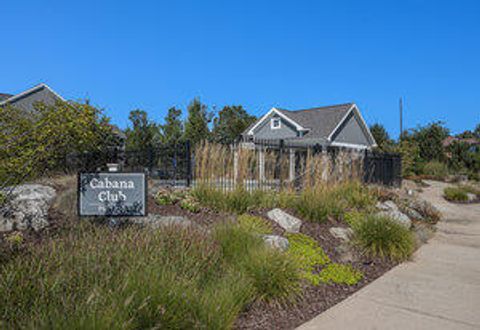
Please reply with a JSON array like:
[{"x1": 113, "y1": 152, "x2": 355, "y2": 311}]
[
  {"x1": 0, "y1": 83, "x2": 65, "y2": 106},
  {"x1": 276, "y1": 103, "x2": 353, "y2": 140}
]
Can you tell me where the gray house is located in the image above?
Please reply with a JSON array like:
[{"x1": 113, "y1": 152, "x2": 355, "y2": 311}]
[
  {"x1": 242, "y1": 103, "x2": 377, "y2": 150},
  {"x1": 0, "y1": 83, "x2": 65, "y2": 112}
]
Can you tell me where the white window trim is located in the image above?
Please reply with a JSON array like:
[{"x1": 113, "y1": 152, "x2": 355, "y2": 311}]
[
  {"x1": 271, "y1": 117, "x2": 281, "y2": 129},
  {"x1": 247, "y1": 107, "x2": 308, "y2": 135}
]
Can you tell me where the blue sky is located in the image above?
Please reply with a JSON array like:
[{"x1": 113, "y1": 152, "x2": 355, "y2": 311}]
[{"x1": 1, "y1": 0, "x2": 479, "y2": 137}]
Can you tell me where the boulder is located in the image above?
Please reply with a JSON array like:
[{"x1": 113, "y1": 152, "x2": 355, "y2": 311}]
[
  {"x1": 467, "y1": 193, "x2": 477, "y2": 202},
  {"x1": 402, "y1": 206, "x2": 424, "y2": 221},
  {"x1": 329, "y1": 227, "x2": 353, "y2": 242},
  {"x1": 130, "y1": 214, "x2": 195, "y2": 229},
  {"x1": 335, "y1": 243, "x2": 357, "y2": 263},
  {"x1": 376, "y1": 200, "x2": 399, "y2": 211},
  {"x1": 267, "y1": 208, "x2": 302, "y2": 233},
  {"x1": 262, "y1": 235, "x2": 289, "y2": 251},
  {"x1": 376, "y1": 210, "x2": 412, "y2": 228},
  {"x1": 0, "y1": 184, "x2": 56, "y2": 232}
]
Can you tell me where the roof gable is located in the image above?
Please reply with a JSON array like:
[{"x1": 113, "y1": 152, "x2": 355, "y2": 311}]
[{"x1": 0, "y1": 83, "x2": 65, "y2": 107}]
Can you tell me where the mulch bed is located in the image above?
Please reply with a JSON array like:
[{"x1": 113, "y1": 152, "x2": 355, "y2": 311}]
[{"x1": 148, "y1": 201, "x2": 399, "y2": 330}]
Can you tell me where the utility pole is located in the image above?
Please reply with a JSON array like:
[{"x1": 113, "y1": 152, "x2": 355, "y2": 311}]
[{"x1": 399, "y1": 97, "x2": 403, "y2": 140}]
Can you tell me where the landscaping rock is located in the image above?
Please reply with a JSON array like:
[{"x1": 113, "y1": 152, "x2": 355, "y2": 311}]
[
  {"x1": 376, "y1": 209, "x2": 412, "y2": 228},
  {"x1": 467, "y1": 193, "x2": 477, "y2": 202},
  {"x1": 267, "y1": 208, "x2": 302, "y2": 233},
  {"x1": 335, "y1": 243, "x2": 357, "y2": 263},
  {"x1": 329, "y1": 227, "x2": 353, "y2": 242},
  {"x1": 262, "y1": 235, "x2": 289, "y2": 251},
  {"x1": 401, "y1": 206, "x2": 424, "y2": 221},
  {"x1": 130, "y1": 214, "x2": 195, "y2": 229},
  {"x1": 0, "y1": 184, "x2": 56, "y2": 232},
  {"x1": 376, "y1": 200, "x2": 399, "y2": 211}
]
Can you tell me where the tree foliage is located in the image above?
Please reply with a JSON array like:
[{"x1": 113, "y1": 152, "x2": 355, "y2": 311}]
[
  {"x1": 184, "y1": 98, "x2": 212, "y2": 146},
  {"x1": 125, "y1": 109, "x2": 160, "y2": 151},
  {"x1": 408, "y1": 122, "x2": 449, "y2": 162},
  {"x1": 160, "y1": 107, "x2": 184, "y2": 144},
  {"x1": 212, "y1": 105, "x2": 256, "y2": 145},
  {"x1": 369, "y1": 123, "x2": 392, "y2": 151},
  {"x1": 0, "y1": 101, "x2": 114, "y2": 184}
]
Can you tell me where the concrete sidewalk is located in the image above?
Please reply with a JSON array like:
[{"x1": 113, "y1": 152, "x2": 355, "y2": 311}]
[{"x1": 298, "y1": 181, "x2": 480, "y2": 330}]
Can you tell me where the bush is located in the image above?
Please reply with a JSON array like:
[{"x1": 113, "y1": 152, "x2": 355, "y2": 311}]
[
  {"x1": 285, "y1": 233, "x2": 330, "y2": 285},
  {"x1": 318, "y1": 263, "x2": 363, "y2": 285},
  {"x1": 352, "y1": 215, "x2": 414, "y2": 261},
  {"x1": 422, "y1": 161, "x2": 449, "y2": 180},
  {"x1": 237, "y1": 214, "x2": 273, "y2": 235},
  {"x1": 214, "y1": 224, "x2": 301, "y2": 302},
  {"x1": 443, "y1": 186, "x2": 469, "y2": 202},
  {"x1": 0, "y1": 221, "x2": 300, "y2": 328},
  {"x1": 179, "y1": 196, "x2": 201, "y2": 213}
]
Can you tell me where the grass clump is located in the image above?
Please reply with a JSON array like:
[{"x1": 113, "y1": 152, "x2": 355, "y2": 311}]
[
  {"x1": 0, "y1": 220, "x2": 301, "y2": 328},
  {"x1": 443, "y1": 185, "x2": 479, "y2": 202},
  {"x1": 237, "y1": 214, "x2": 273, "y2": 235},
  {"x1": 443, "y1": 186, "x2": 469, "y2": 202},
  {"x1": 0, "y1": 191, "x2": 5, "y2": 206},
  {"x1": 214, "y1": 223, "x2": 301, "y2": 302},
  {"x1": 285, "y1": 233, "x2": 330, "y2": 285},
  {"x1": 352, "y1": 214, "x2": 414, "y2": 261},
  {"x1": 319, "y1": 263, "x2": 363, "y2": 285}
]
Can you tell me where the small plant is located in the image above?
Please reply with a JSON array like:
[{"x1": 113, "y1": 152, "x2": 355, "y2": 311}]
[
  {"x1": 286, "y1": 233, "x2": 330, "y2": 285},
  {"x1": 422, "y1": 161, "x2": 449, "y2": 180},
  {"x1": 179, "y1": 196, "x2": 201, "y2": 213},
  {"x1": 319, "y1": 263, "x2": 363, "y2": 285},
  {"x1": 343, "y1": 210, "x2": 366, "y2": 227},
  {"x1": 5, "y1": 232, "x2": 23, "y2": 247},
  {"x1": 443, "y1": 186, "x2": 468, "y2": 202},
  {"x1": 0, "y1": 191, "x2": 6, "y2": 206},
  {"x1": 154, "y1": 190, "x2": 176, "y2": 205},
  {"x1": 237, "y1": 214, "x2": 273, "y2": 235},
  {"x1": 352, "y1": 215, "x2": 414, "y2": 261}
]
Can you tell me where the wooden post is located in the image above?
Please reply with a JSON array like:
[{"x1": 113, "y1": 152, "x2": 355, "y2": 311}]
[
  {"x1": 289, "y1": 148, "x2": 295, "y2": 182},
  {"x1": 233, "y1": 147, "x2": 239, "y2": 188},
  {"x1": 258, "y1": 148, "x2": 265, "y2": 182}
]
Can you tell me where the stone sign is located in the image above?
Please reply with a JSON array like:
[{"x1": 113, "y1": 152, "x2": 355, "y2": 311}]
[{"x1": 78, "y1": 172, "x2": 146, "y2": 217}]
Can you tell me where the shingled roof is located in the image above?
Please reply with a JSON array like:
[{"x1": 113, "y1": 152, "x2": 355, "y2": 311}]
[
  {"x1": 0, "y1": 93, "x2": 13, "y2": 102},
  {"x1": 276, "y1": 103, "x2": 353, "y2": 140}
]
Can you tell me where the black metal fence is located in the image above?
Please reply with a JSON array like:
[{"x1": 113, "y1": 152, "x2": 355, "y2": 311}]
[{"x1": 65, "y1": 139, "x2": 401, "y2": 188}]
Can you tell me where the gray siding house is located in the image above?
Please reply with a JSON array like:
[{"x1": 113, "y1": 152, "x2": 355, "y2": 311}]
[
  {"x1": 242, "y1": 103, "x2": 377, "y2": 150},
  {"x1": 0, "y1": 83, "x2": 64, "y2": 112}
]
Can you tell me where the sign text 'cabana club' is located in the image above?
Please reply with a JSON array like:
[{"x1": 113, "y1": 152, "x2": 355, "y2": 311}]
[{"x1": 78, "y1": 173, "x2": 146, "y2": 217}]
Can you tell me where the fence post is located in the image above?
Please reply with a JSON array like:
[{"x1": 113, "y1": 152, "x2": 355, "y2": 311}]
[
  {"x1": 185, "y1": 140, "x2": 192, "y2": 187},
  {"x1": 289, "y1": 148, "x2": 295, "y2": 182}
]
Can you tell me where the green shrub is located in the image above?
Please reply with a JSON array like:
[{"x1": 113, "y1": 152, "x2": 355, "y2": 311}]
[
  {"x1": 443, "y1": 187, "x2": 469, "y2": 202},
  {"x1": 154, "y1": 190, "x2": 176, "y2": 205},
  {"x1": 0, "y1": 191, "x2": 5, "y2": 206},
  {"x1": 179, "y1": 196, "x2": 201, "y2": 213},
  {"x1": 352, "y1": 215, "x2": 414, "y2": 261},
  {"x1": 422, "y1": 161, "x2": 449, "y2": 180},
  {"x1": 285, "y1": 233, "x2": 330, "y2": 285},
  {"x1": 237, "y1": 214, "x2": 273, "y2": 235},
  {"x1": 343, "y1": 210, "x2": 366, "y2": 227},
  {"x1": 319, "y1": 263, "x2": 363, "y2": 285},
  {"x1": 214, "y1": 224, "x2": 301, "y2": 302}
]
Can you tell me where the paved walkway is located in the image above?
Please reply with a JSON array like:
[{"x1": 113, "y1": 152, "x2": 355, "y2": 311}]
[{"x1": 298, "y1": 181, "x2": 480, "y2": 330}]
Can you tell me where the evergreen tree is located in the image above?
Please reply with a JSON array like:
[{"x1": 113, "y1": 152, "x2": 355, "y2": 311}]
[
  {"x1": 161, "y1": 107, "x2": 184, "y2": 144},
  {"x1": 369, "y1": 123, "x2": 392, "y2": 151},
  {"x1": 184, "y1": 98, "x2": 211, "y2": 145},
  {"x1": 125, "y1": 109, "x2": 159, "y2": 151},
  {"x1": 212, "y1": 105, "x2": 256, "y2": 145}
]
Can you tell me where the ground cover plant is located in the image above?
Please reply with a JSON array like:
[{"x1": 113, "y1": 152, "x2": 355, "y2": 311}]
[
  {"x1": 0, "y1": 221, "x2": 301, "y2": 329},
  {"x1": 443, "y1": 185, "x2": 479, "y2": 202},
  {"x1": 352, "y1": 214, "x2": 415, "y2": 261}
]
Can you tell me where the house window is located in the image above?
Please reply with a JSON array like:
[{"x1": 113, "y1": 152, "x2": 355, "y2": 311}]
[{"x1": 271, "y1": 118, "x2": 281, "y2": 129}]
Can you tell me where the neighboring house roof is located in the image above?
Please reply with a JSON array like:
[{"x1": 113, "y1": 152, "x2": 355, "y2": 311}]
[
  {"x1": 0, "y1": 93, "x2": 13, "y2": 102},
  {"x1": 244, "y1": 102, "x2": 376, "y2": 147},
  {"x1": 0, "y1": 83, "x2": 65, "y2": 111},
  {"x1": 442, "y1": 136, "x2": 480, "y2": 147}
]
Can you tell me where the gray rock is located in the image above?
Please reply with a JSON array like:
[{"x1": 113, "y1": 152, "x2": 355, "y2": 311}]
[
  {"x1": 267, "y1": 208, "x2": 302, "y2": 233},
  {"x1": 329, "y1": 227, "x2": 353, "y2": 242},
  {"x1": 376, "y1": 209, "x2": 412, "y2": 228},
  {"x1": 262, "y1": 235, "x2": 289, "y2": 251},
  {"x1": 402, "y1": 206, "x2": 424, "y2": 221},
  {"x1": 467, "y1": 193, "x2": 477, "y2": 202},
  {"x1": 335, "y1": 243, "x2": 357, "y2": 263},
  {"x1": 130, "y1": 214, "x2": 194, "y2": 229},
  {"x1": 0, "y1": 184, "x2": 56, "y2": 232},
  {"x1": 376, "y1": 200, "x2": 399, "y2": 212}
]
